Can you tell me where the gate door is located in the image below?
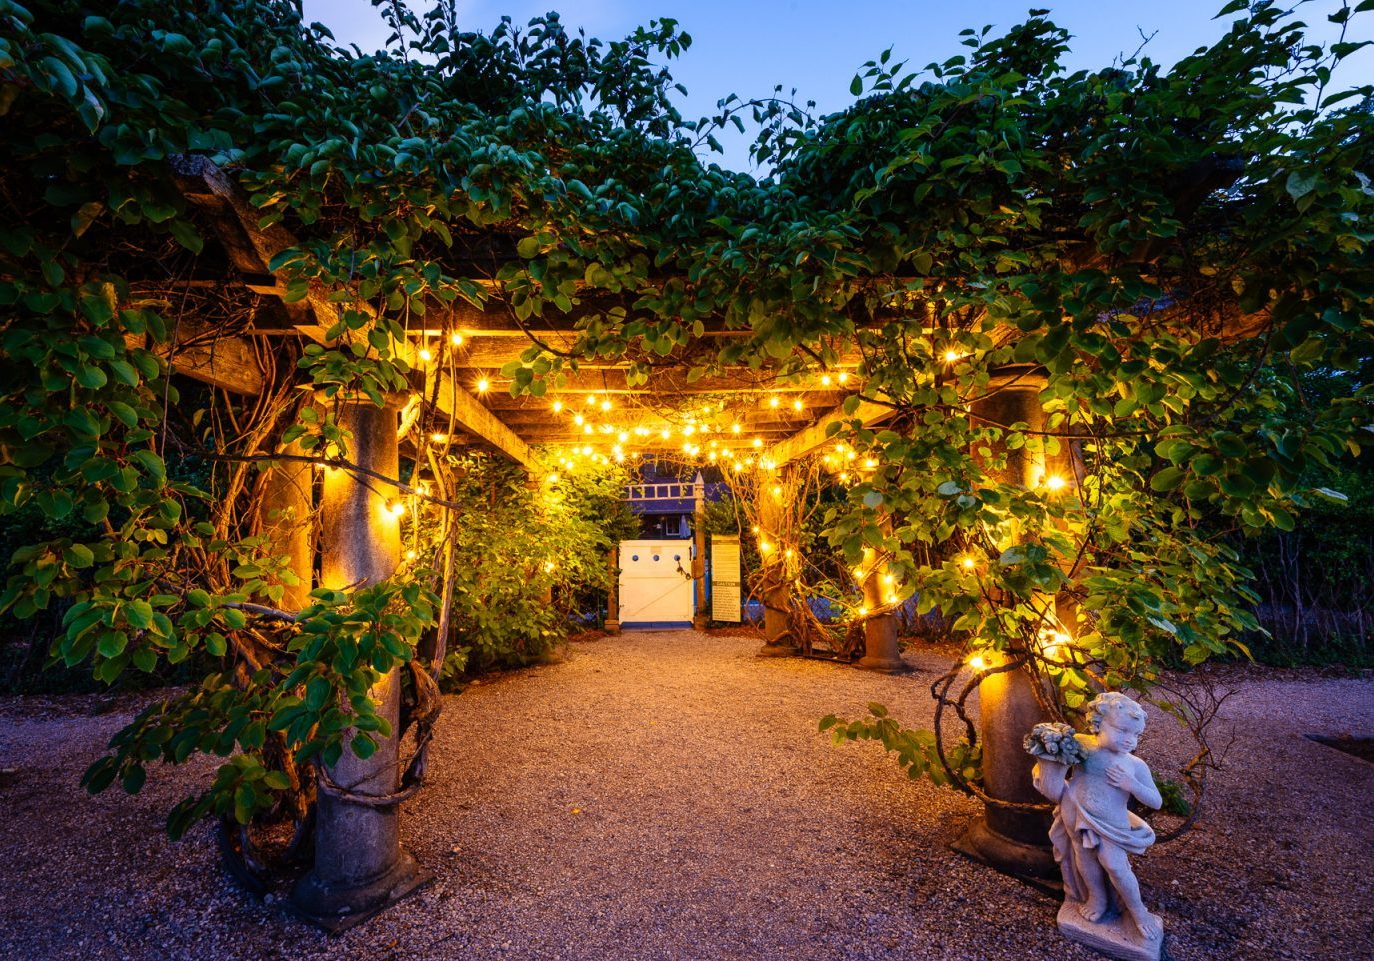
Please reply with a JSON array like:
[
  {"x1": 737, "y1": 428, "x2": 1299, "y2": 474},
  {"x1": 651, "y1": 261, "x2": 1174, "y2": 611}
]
[{"x1": 618, "y1": 539, "x2": 695, "y2": 627}]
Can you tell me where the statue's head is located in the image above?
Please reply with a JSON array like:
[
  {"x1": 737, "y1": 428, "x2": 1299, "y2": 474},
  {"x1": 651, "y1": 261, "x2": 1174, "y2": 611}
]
[{"x1": 1086, "y1": 691, "x2": 1147, "y2": 750}]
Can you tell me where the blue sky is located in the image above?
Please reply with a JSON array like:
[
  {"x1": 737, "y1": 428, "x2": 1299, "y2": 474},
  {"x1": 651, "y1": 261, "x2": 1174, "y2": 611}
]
[{"x1": 302, "y1": 0, "x2": 1373, "y2": 170}]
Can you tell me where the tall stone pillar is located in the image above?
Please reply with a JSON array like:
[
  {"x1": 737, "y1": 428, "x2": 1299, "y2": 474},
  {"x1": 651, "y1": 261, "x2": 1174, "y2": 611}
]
[
  {"x1": 755, "y1": 475, "x2": 795, "y2": 656},
  {"x1": 605, "y1": 545, "x2": 621, "y2": 635},
  {"x1": 692, "y1": 473, "x2": 709, "y2": 630},
  {"x1": 951, "y1": 368, "x2": 1061, "y2": 880},
  {"x1": 855, "y1": 546, "x2": 904, "y2": 672},
  {"x1": 292, "y1": 397, "x2": 428, "y2": 929}
]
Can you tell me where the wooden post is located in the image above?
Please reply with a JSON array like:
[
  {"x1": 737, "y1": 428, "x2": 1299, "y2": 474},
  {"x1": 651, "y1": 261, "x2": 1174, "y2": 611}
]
[
  {"x1": 855, "y1": 545, "x2": 903, "y2": 672},
  {"x1": 756, "y1": 475, "x2": 795, "y2": 656},
  {"x1": 605, "y1": 545, "x2": 621, "y2": 635},
  {"x1": 292, "y1": 397, "x2": 429, "y2": 929},
  {"x1": 951, "y1": 369, "x2": 1060, "y2": 881},
  {"x1": 692, "y1": 473, "x2": 709, "y2": 630}
]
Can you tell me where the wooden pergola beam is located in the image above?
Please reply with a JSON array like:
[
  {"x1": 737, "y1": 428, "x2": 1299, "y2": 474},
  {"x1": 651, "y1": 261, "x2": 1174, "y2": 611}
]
[
  {"x1": 172, "y1": 158, "x2": 538, "y2": 469},
  {"x1": 126, "y1": 331, "x2": 266, "y2": 395},
  {"x1": 763, "y1": 397, "x2": 896, "y2": 467}
]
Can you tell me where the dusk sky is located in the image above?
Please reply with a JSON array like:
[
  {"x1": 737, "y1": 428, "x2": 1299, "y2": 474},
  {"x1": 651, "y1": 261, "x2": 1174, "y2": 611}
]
[{"x1": 302, "y1": 1, "x2": 1373, "y2": 170}]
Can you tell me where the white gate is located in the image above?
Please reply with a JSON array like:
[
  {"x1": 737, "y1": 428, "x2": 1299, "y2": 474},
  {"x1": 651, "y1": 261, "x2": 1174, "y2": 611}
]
[{"x1": 618, "y1": 538, "x2": 695, "y2": 626}]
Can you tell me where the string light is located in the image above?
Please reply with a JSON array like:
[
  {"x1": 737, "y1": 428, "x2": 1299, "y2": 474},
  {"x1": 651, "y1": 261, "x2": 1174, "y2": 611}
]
[
  {"x1": 968, "y1": 653, "x2": 989, "y2": 671},
  {"x1": 837, "y1": 372, "x2": 850, "y2": 384},
  {"x1": 475, "y1": 377, "x2": 490, "y2": 393},
  {"x1": 960, "y1": 555, "x2": 976, "y2": 570},
  {"x1": 600, "y1": 399, "x2": 612, "y2": 412},
  {"x1": 1045, "y1": 474, "x2": 1067, "y2": 492},
  {"x1": 768, "y1": 396, "x2": 780, "y2": 409},
  {"x1": 552, "y1": 400, "x2": 563, "y2": 413},
  {"x1": 449, "y1": 332, "x2": 464, "y2": 347},
  {"x1": 384, "y1": 500, "x2": 406, "y2": 519},
  {"x1": 943, "y1": 349, "x2": 961, "y2": 363},
  {"x1": 792, "y1": 399, "x2": 803, "y2": 412},
  {"x1": 405, "y1": 549, "x2": 417, "y2": 561},
  {"x1": 431, "y1": 432, "x2": 448, "y2": 444}
]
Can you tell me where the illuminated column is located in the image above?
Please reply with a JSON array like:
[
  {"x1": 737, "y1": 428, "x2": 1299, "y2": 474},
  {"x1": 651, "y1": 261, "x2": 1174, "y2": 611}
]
[
  {"x1": 756, "y1": 473, "x2": 795, "y2": 656},
  {"x1": 257, "y1": 434, "x2": 314, "y2": 613},
  {"x1": 605, "y1": 545, "x2": 621, "y2": 635},
  {"x1": 292, "y1": 397, "x2": 428, "y2": 929},
  {"x1": 855, "y1": 545, "x2": 903, "y2": 672},
  {"x1": 951, "y1": 368, "x2": 1064, "y2": 881},
  {"x1": 692, "y1": 472, "x2": 709, "y2": 630}
]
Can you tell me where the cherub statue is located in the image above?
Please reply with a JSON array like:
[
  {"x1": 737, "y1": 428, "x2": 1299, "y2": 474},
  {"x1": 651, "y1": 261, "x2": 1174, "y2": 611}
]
[{"x1": 1026, "y1": 693, "x2": 1164, "y2": 961}]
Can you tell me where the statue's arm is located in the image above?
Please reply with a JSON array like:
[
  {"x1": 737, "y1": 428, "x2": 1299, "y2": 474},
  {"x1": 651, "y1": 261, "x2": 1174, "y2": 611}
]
[
  {"x1": 1130, "y1": 756, "x2": 1162, "y2": 809},
  {"x1": 1032, "y1": 759, "x2": 1067, "y2": 802}
]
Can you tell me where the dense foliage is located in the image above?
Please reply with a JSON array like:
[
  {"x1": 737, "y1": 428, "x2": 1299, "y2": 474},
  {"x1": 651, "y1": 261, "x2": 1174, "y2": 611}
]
[{"x1": 0, "y1": 0, "x2": 1371, "y2": 853}]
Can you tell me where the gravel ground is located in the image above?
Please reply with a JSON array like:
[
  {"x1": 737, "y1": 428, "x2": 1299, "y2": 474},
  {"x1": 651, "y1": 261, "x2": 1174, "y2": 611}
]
[{"x1": 1, "y1": 629, "x2": 1371, "y2": 961}]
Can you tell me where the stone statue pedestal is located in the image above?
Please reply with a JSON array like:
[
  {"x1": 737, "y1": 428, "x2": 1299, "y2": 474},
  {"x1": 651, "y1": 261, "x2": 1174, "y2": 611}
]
[{"x1": 1057, "y1": 892, "x2": 1164, "y2": 961}]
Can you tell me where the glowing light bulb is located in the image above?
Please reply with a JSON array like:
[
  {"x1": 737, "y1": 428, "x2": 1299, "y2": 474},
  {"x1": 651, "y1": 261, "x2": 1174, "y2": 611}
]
[
  {"x1": 431, "y1": 432, "x2": 448, "y2": 444},
  {"x1": 617, "y1": 431, "x2": 629, "y2": 443},
  {"x1": 837, "y1": 372, "x2": 850, "y2": 384},
  {"x1": 583, "y1": 424, "x2": 593, "y2": 435},
  {"x1": 542, "y1": 560, "x2": 557, "y2": 573},
  {"x1": 418, "y1": 347, "x2": 434, "y2": 363},
  {"x1": 759, "y1": 540, "x2": 773, "y2": 553},
  {"x1": 839, "y1": 472, "x2": 850, "y2": 483},
  {"x1": 449, "y1": 333, "x2": 464, "y2": 347},
  {"x1": 731, "y1": 422, "x2": 742, "y2": 434},
  {"x1": 406, "y1": 549, "x2": 417, "y2": 561},
  {"x1": 769, "y1": 396, "x2": 780, "y2": 409},
  {"x1": 863, "y1": 458, "x2": 878, "y2": 469},
  {"x1": 821, "y1": 374, "x2": 832, "y2": 386},
  {"x1": 751, "y1": 437, "x2": 762, "y2": 448},
  {"x1": 600, "y1": 399, "x2": 612, "y2": 412},
  {"x1": 968, "y1": 654, "x2": 989, "y2": 672},
  {"x1": 792, "y1": 399, "x2": 803, "y2": 412},
  {"x1": 858, "y1": 606, "x2": 870, "y2": 617},
  {"x1": 384, "y1": 500, "x2": 406, "y2": 519},
  {"x1": 475, "y1": 377, "x2": 490, "y2": 393},
  {"x1": 1045, "y1": 474, "x2": 1067, "y2": 492},
  {"x1": 771, "y1": 485, "x2": 783, "y2": 498},
  {"x1": 553, "y1": 400, "x2": 564, "y2": 413},
  {"x1": 961, "y1": 556, "x2": 976, "y2": 570},
  {"x1": 943, "y1": 350, "x2": 960, "y2": 363},
  {"x1": 574, "y1": 414, "x2": 585, "y2": 426},
  {"x1": 784, "y1": 548, "x2": 794, "y2": 559}
]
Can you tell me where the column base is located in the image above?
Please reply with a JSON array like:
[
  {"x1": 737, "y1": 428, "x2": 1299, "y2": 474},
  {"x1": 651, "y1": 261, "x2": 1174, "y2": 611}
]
[
  {"x1": 692, "y1": 614, "x2": 710, "y2": 630},
  {"x1": 854, "y1": 653, "x2": 909, "y2": 674},
  {"x1": 950, "y1": 815, "x2": 1059, "y2": 887},
  {"x1": 604, "y1": 620, "x2": 620, "y2": 635},
  {"x1": 290, "y1": 849, "x2": 431, "y2": 933}
]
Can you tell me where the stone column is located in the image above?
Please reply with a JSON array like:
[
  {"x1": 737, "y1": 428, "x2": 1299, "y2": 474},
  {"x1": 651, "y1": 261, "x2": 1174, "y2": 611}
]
[
  {"x1": 605, "y1": 545, "x2": 621, "y2": 635},
  {"x1": 755, "y1": 474, "x2": 795, "y2": 656},
  {"x1": 951, "y1": 368, "x2": 1061, "y2": 881},
  {"x1": 855, "y1": 546, "x2": 904, "y2": 672},
  {"x1": 257, "y1": 436, "x2": 314, "y2": 613},
  {"x1": 692, "y1": 473, "x2": 709, "y2": 630},
  {"x1": 292, "y1": 397, "x2": 428, "y2": 929}
]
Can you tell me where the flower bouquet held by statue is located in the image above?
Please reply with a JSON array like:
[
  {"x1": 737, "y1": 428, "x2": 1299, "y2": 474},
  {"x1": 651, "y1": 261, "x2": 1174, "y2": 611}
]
[{"x1": 1028, "y1": 693, "x2": 1165, "y2": 961}]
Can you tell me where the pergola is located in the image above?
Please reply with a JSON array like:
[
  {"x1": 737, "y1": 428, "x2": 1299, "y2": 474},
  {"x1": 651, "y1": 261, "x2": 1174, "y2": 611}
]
[{"x1": 125, "y1": 154, "x2": 1270, "y2": 929}]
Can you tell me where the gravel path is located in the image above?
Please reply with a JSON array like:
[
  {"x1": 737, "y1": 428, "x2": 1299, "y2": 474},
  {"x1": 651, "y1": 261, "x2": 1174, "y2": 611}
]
[{"x1": 1, "y1": 629, "x2": 1372, "y2": 961}]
